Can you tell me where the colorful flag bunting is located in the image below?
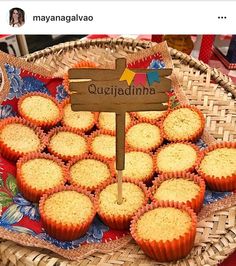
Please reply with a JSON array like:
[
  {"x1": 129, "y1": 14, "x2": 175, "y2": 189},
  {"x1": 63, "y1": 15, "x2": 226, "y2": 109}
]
[
  {"x1": 120, "y1": 68, "x2": 160, "y2": 86},
  {"x1": 119, "y1": 68, "x2": 136, "y2": 85}
]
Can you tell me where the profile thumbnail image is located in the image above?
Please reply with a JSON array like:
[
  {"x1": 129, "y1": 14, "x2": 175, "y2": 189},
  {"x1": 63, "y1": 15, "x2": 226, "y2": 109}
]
[{"x1": 9, "y1": 7, "x2": 25, "y2": 28}]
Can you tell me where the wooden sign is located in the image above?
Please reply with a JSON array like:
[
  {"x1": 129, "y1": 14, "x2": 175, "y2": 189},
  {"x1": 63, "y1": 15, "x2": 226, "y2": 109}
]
[
  {"x1": 69, "y1": 59, "x2": 171, "y2": 113},
  {"x1": 69, "y1": 58, "x2": 172, "y2": 204}
]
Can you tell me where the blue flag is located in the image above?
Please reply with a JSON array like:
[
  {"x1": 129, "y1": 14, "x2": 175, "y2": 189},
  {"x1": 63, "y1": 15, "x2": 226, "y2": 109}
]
[{"x1": 147, "y1": 71, "x2": 160, "y2": 85}]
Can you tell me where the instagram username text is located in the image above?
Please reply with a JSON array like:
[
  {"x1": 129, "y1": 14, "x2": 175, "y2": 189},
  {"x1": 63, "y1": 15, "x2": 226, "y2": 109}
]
[{"x1": 33, "y1": 14, "x2": 93, "y2": 23}]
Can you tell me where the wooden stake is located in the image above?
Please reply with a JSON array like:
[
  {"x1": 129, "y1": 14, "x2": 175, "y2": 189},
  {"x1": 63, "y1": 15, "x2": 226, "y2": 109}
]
[
  {"x1": 117, "y1": 170, "x2": 123, "y2": 205},
  {"x1": 116, "y1": 112, "x2": 125, "y2": 205}
]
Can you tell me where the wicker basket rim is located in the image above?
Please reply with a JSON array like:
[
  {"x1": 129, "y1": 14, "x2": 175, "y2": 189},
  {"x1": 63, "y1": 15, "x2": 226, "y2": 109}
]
[{"x1": 22, "y1": 37, "x2": 236, "y2": 98}]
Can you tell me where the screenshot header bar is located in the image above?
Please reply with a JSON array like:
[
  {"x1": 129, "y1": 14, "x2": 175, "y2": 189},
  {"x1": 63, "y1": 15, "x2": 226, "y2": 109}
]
[{"x1": 0, "y1": 1, "x2": 235, "y2": 34}]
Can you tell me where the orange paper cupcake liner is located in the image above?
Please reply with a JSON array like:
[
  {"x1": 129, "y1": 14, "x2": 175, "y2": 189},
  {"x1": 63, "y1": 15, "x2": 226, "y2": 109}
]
[
  {"x1": 95, "y1": 178, "x2": 149, "y2": 230},
  {"x1": 47, "y1": 126, "x2": 88, "y2": 161},
  {"x1": 160, "y1": 104, "x2": 205, "y2": 142},
  {"x1": 0, "y1": 117, "x2": 47, "y2": 161},
  {"x1": 60, "y1": 97, "x2": 98, "y2": 133},
  {"x1": 96, "y1": 112, "x2": 133, "y2": 134},
  {"x1": 112, "y1": 148, "x2": 155, "y2": 185},
  {"x1": 130, "y1": 110, "x2": 168, "y2": 123},
  {"x1": 154, "y1": 142, "x2": 201, "y2": 175},
  {"x1": 130, "y1": 201, "x2": 197, "y2": 262},
  {"x1": 125, "y1": 120, "x2": 163, "y2": 152},
  {"x1": 16, "y1": 152, "x2": 69, "y2": 202},
  {"x1": 39, "y1": 185, "x2": 97, "y2": 241},
  {"x1": 87, "y1": 129, "x2": 116, "y2": 161},
  {"x1": 18, "y1": 92, "x2": 63, "y2": 129},
  {"x1": 149, "y1": 172, "x2": 205, "y2": 213},
  {"x1": 196, "y1": 142, "x2": 236, "y2": 191},
  {"x1": 63, "y1": 61, "x2": 98, "y2": 94},
  {"x1": 67, "y1": 153, "x2": 115, "y2": 192}
]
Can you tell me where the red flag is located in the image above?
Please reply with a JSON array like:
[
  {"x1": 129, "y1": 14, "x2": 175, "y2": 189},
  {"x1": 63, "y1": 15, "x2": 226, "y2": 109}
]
[{"x1": 133, "y1": 73, "x2": 147, "y2": 86}]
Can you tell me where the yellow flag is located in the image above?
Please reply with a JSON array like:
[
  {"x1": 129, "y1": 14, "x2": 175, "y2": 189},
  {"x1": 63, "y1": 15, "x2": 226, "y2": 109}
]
[{"x1": 119, "y1": 68, "x2": 135, "y2": 85}]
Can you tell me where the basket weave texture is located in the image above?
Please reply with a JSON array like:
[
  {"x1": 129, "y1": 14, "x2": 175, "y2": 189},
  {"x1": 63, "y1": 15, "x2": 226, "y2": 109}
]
[
  {"x1": 23, "y1": 38, "x2": 236, "y2": 142},
  {"x1": 0, "y1": 37, "x2": 235, "y2": 266}
]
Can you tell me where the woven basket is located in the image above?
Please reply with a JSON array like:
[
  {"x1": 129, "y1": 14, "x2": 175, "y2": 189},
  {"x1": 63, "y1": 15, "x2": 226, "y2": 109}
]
[
  {"x1": 0, "y1": 37, "x2": 235, "y2": 266},
  {"x1": 23, "y1": 37, "x2": 236, "y2": 141}
]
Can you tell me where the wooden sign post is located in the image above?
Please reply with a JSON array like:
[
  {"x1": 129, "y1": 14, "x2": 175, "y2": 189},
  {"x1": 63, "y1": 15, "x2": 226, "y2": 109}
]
[{"x1": 69, "y1": 58, "x2": 172, "y2": 204}]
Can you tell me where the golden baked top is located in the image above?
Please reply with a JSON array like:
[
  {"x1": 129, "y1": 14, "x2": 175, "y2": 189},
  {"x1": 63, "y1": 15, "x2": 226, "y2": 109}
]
[
  {"x1": 0, "y1": 123, "x2": 40, "y2": 152},
  {"x1": 136, "y1": 207, "x2": 191, "y2": 241},
  {"x1": 63, "y1": 104, "x2": 94, "y2": 129},
  {"x1": 116, "y1": 151, "x2": 153, "y2": 180},
  {"x1": 50, "y1": 131, "x2": 87, "y2": 156},
  {"x1": 163, "y1": 108, "x2": 202, "y2": 139},
  {"x1": 136, "y1": 111, "x2": 165, "y2": 120},
  {"x1": 21, "y1": 158, "x2": 63, "y2": 190},
  {"x1": 153, "y1": 178, "x2": 200, "y2": 203},
  {"x1": 70, "y1": 159, "x2": 110, "y2": 188},
  {"x1": 200, "y1": 148, "x2": 236, "y2": 178},
  {"x1": 156, "y1": 143, "x2": 197, "y2": 172},
  {"x1": 43, "y1": 191, "x2": 93, "y2": 225},
  {"x1": 91, "y1": 134, "x2": 115, "y2": 158},
  {"x1": 99, "y1": 183, "x2": 145, "y2": 216},
  {"x1": 126, "y1": 123, "x2": 161, "y2": 150},
  {"x1": 20, "y1": 95, "x2": 60, "y2": 122},
  {"x1": 98, "y1": 112, "x2": 131, "y2": 132}
]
